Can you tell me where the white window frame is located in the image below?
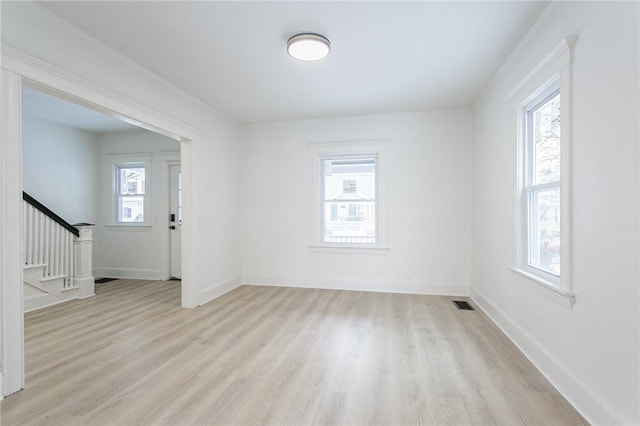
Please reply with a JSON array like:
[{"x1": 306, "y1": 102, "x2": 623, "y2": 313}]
[
  {"x1": 107, "y1": 153, "x2": 152, "y2": 228},
  {"x1": 510, "y1": 38, "x2": 575, "y2": 308},
  {"x1": 308, "y1": 140, "x2": 390, "y2": 254},
  {"x1": 523, "y1": 82, "x2": 561, "y2": 283}
]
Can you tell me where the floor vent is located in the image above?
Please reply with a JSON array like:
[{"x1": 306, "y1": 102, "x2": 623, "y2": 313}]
[
  {"x1": 453, "y1": 300, "x2": 475, "y2": 311},
  {"x1": 95, "y1": 278, "x2": 117, "y2": 284}
]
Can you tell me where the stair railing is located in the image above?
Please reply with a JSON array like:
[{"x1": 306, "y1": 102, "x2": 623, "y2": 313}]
[
  {"x1": 22, "y1": 192, "x2": 95, "y2": 302},
  {"x1": 23, "y1": 192, "x2": 79, "y2": 290}
]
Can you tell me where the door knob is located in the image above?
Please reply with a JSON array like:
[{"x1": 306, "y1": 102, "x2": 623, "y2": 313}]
[{"x1": 169, "y1": 225, "x2": 176, "y2": 230}]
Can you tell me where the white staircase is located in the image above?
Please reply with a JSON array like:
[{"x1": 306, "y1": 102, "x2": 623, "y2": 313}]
[
  {"x1": 23, "y1": 264, "x2": 78, "y2": 311},
  {"x1": 22, "y1": 193, "x2": 95, "y2": 312}
]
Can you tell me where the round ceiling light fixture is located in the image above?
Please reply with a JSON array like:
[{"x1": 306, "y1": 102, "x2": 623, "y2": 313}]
[{"x1": 287, "y1": 33, "x2": 331, "y2": 61}]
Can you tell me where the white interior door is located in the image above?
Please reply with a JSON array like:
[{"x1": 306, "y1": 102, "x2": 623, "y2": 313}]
[{"x1": 169, "y1": 164, "x2": 182, "y2": 279}]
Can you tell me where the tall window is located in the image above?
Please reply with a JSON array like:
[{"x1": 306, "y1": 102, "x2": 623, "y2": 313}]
[
  {"x1": 116, "y1": 165, "x2": 146, "y2": 223},
  {"x1": 512, "y1": 38, "x2": 574, "y2": 307},
  {"x1": 322, "y1": 157, "x2": 376, "y2": 244},
  {"x1": 523, "y1": 82, "x2": 561, "y2": 280}
]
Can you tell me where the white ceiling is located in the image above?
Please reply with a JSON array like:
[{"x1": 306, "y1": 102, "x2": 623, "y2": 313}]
[
  {"x1": 41, "y1": 1, "x2": 548, "y2": 123},
  {"x1": 22, "y1": 86, "x2": 138, "y2": 133}
]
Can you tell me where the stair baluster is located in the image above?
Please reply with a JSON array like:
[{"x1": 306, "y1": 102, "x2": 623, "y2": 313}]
[{"x1": 22, "y1": 192, "x2": 94, "y2": 311}]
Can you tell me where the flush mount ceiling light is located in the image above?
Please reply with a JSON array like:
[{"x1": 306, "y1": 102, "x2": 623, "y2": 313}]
[{"x1": 287, "y1": 33, "x2": 331, "y2": 61}]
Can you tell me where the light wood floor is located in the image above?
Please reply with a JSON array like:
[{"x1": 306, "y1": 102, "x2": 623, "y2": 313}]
[{"x1": 1, "y1": 280, "x2": 587, "y2": 425}]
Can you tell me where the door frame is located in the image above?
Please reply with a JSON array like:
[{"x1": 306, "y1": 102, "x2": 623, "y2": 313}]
[
  {"x1": 0, "y1": 45, "x2": 200, "y2": 397},
  {"x1": 166, "y1": 160, "x2": 181, "y2": 280}
]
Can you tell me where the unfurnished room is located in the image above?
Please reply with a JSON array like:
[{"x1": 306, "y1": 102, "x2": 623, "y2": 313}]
[{"x1": 0, "y1": 1, "x2": 638, "y2": 425}]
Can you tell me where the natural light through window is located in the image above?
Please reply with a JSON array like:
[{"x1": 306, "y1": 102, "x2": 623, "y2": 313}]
[
  {"x1": 322, "y1": 157, "x2": 376, "y2": 244},
  {"x1": 511, "y1": 38, "x2": 574, "y2": 307},
  {"x1": 117, "y1": 165, "x2": 146, "y2": 223},
  {"x1": 524, "y1": 84, "x2": 561, "y2": 278}
]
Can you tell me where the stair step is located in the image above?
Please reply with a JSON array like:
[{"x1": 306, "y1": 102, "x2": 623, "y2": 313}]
[
  {"x1": 41, "y1": 274, "x2": 67, "y2": 283},
  {"x1": 24, "y1": 263, "x2": 46, "y2": 271}
]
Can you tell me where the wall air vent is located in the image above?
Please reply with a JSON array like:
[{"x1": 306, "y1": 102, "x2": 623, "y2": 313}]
[{"x1": 453, "y1": 300, "x2": 475, "y2": 311}]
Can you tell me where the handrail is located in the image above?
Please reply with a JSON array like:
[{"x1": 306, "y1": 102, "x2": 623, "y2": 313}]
[{"x1": 22, "y1": 192, "x2": 79, "y2": 237}]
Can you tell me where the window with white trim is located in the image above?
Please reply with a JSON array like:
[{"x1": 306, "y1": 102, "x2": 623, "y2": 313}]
[
  {"x1": 511, "y1": 38, "x2": 574, "y2": 307},
  {"x1": 523, "y1": 82, "x2": 561, "y2": 280},
  {"x1": 107, "y1": 153, "x2": 152, "y2": 227},
  {"x1": 309, "y1": 140, "x2": 389, "y2": 253},
  {"x1": 116, "y1": 164, "x2": 146, "y2": 223}
]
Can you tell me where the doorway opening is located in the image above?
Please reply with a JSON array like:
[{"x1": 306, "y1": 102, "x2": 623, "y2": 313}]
[
  {"x1": 1, "y1": 55, "x2": 198, "y2": 397},
  {"x1": 21, "y1": 83, "x2": 182, "y2": 314}
]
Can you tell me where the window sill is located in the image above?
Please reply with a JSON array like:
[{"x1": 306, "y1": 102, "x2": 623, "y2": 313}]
[
  {"x1": 106, "y1": 225, "x2": 152, "y2": 232},
  {"x1": 309, "y1": 245, "x2": 390, "y2": 255},
  {"x1": 510, "y1": 267, "x2": 575, "y2": 308}
]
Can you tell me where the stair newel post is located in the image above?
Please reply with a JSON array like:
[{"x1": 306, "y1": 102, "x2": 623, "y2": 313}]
[{"x1": 74, "y1": 224, "x2": 95, "y2": 298}]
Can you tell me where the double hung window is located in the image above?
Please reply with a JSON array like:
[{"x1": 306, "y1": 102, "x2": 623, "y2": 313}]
[
  {"x1": 322, "y1": 157, "x2": 377, "y2": 244},
  {"x1": 523, "y1": 83, "x2": 561, "y2": 279},
  {"x1": 309, "y1": 140, "x2": 389, "y2": 253},
  {"x1": 512, "y1": 38, "x2": 576, "y2": 307},
  {"x1": 116, "y1": 165, "x2": 146, "y2": 223},
  {"x1": 108, "y1": 153, "x2": 151, "y2": 227}
]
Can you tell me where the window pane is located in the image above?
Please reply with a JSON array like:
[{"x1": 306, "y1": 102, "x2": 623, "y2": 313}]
[
  {"x1": 323, "y1": 157, "x2": 376, "y2": 244},
  {"x1": 119, "y1": 167, "x2": 145, "y2": 195},
  {"x1": 324, "y1": 158, "x2": 375, "y2": 201},
  {"x1": 119, "y1": 196, "x2": 144, "y2": 223},
  {"x1": 324, "y1": 201, "x2": 375, "y2": 244},
  {"x1": 532, "y1": 93, "x2": 560, "y2": 185},
  {"x1": 529, "y1": 188, "x2": 560, "y2": 275}
]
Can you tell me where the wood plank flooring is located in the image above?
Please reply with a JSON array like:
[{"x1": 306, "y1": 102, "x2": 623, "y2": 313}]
[{"x1": 1, "y1": 280, "x2": 587, "y2": 425}]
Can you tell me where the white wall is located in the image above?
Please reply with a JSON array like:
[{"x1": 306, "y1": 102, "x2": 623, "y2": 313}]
[
  {"x1": 242, "y1": 110, "x2": 472, "y2": 295},
  {"x1": 93, "y1": 129, "x2": 179, "y2": 280},
  {"x1": 2, "y1": 2, "x2": 242, "y2": 304},
  {"x1": 471, "y1": 2, "x2": 639, "y2": 425},
  {"x1": 22, "y1": 115, "x2": 99, "y2": 224}
]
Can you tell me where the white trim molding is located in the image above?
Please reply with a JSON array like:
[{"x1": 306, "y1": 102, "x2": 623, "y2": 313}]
[
  {"x1": 308, "y1": 139, "x2": 391, "y2": 252},
  {"x1": 1, "y1": 45, "x2": 198, "y2": 141},
  {"x1": 512, "y1": 37, "x2": 575, "y2": 306},
  {"x1": 0, "y1": 69, "x2": 25, "y2": 397},
  {"x1": 510, "y1": 267, "x2": 575, "y2": 308},
  {"x1": 197, "y1": 275, "x2": 242, "y2": 306},
  {"x1": 308, "y1": 245, "x2": 390, "y2": 255},
  {"x1": 471, "y1": 287, "x2": 627, "y2": 425},
  {"x1": 507, "y1": 37, "x2": 576, "y2": 101}
]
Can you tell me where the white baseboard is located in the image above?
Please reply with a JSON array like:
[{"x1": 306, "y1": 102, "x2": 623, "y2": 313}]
[
  {"x1": 93, "y1": 267, "x2": 163, "y2": 281},
  {"x1": 470, "y1": 287, "x2": 626, "y2": 426},
  {"x1": 0, "y1": 370, "x2": 3, "y2": 400},
  {"x1": 197, "y1": 275, "x2": 242, "y2": 306},
  {"x1": 242, "y1": 274, "x2": 469, "y2": 297}
]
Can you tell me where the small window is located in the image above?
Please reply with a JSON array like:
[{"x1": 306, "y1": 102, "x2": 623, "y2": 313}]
[
  {"x1": 322, "y1": 157, "x2": 377, "y2": 244},
  {"x1": 308, "y1": 140, "x2": 389, "y2": 253},
  {"x1": 116, "y1": 165, "x2": 146, "y2": 223},
  {"x1": 522, "y1": 82, "x2": 561, "y2": 281}
]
